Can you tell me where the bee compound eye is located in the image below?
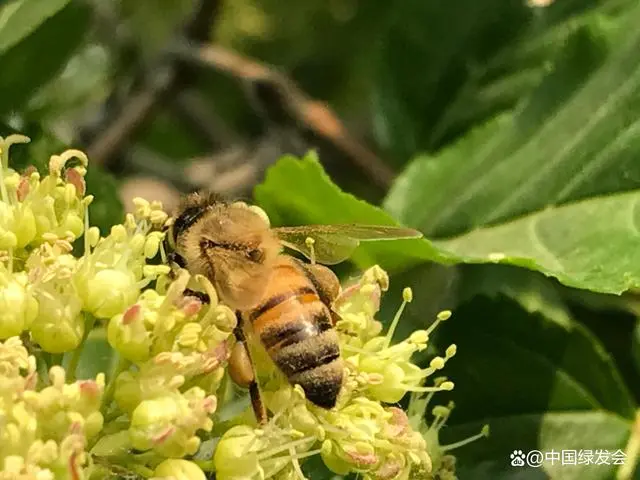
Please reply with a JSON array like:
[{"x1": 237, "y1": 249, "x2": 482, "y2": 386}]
[{"x1": 247, "y1": 248, "x2": 264, "y2": 263}]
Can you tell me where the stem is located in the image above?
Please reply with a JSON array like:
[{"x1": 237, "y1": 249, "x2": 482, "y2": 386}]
[
  {"x1": 50, "y1": 353, "x2": 64, "y2": 366},
  {"x1": 83, "y1": 207, "x2": 90, "y2": 256},
  {"x1": 34, "y1": 351, "x2": 51, "y2": 385},
  {"x1": 0, "y1": 146, "x2": 9, "y2": 204},
  {"x1": 617, "y1": 410, "x2": 640, "y2": 480},
  {"x1": 67, "y1": 314, "x2": 98, "y2": 382},
  {"x1": 194, "y1": 460, "x2": 215, "y2": 472},
  {"x1": 216, "y1": 371, "x2": 232, "y2": 412},
  {"x1": 126, "y1": 464, "x2": 154, "y2": 478},
  {"x1": 101, "y1": 354, "x2": 130, "y2": 413}
]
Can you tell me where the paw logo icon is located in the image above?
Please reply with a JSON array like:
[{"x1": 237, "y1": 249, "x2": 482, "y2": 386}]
[{"x1": 510, "y1": 450, "x2": 526, "y2": 467}]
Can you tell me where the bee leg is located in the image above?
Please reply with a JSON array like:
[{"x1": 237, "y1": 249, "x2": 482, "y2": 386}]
[
  {"x1": 167, "y1": 251, "x2": 186, "y2": 269},
  {"x1": 182, "y1": 289, "x2": 210, "y2": 304},
  {"x1": 166, "y1": 251, "x2": 187, "y2": 281},
  {"x1": 228, "y1": 321, "x2": 268, "y2": 425}
]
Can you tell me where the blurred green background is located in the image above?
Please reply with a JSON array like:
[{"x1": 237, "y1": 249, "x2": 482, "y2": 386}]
[{"x1": 2, "y1": 0, "x2": 640, "y2": 479}]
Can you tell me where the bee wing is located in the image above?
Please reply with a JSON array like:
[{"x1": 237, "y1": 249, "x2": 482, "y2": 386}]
[{"x1": 273, "y1": 224, "x2": 423, "y2": 265}]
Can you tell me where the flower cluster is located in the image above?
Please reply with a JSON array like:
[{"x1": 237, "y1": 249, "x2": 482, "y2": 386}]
[
  {"x1": 0, "y1": 336, "x2": 104, "y2": 479},
  {"x1": 102, "y1": 268, "x2": 236, "y2": 459},
  {"x1": 0, "y1": 135, "x2": 220, "y2": 478},
  {"x1": 213, "y1": 266, "x2": 487, "y2": 480},
  {"x1": 0, "y1": 135, "x2": 485, "y2": 480}
]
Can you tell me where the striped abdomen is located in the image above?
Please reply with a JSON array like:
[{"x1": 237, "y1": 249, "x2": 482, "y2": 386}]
[{"x1": 245, "y1": 257, "x2": 343, "y2": 408}]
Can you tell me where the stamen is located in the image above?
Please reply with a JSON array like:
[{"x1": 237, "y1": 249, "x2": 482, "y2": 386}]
[
  {"x1": 384, "y1": 287, "x2": 413, "y2": 348},
  {"x1": 430, "y1": 402, "x2": 455, "y2": 431},
  {"x1": 195, "y1": 274, "x2": 218, "y2": 307},
  {"x1": 441, "y1": 425, "x2": 490, "y2": 452},
  {"x1": 401, "y1": 381, "x2": 454, "y2": 393},
  {"x1": 83, "y1": 206, "x2": 91, "y2": 255},
  {"x1": 0, "y1": 149, "x2": 8, "y2": 204},
  {"x1": 290, "y1": 446, "x2": 307, "y2": 479},
  {"x1": 290, "y1": 448, "x2": 322, "y2": 461},
  {"x1": 256, "y1": 437, "x2": 317, "y2": 460}
]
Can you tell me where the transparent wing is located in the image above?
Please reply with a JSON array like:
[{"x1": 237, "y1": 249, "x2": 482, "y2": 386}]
[{"x1": 273, "y1": 224, "x2": 423, "y2": 265}]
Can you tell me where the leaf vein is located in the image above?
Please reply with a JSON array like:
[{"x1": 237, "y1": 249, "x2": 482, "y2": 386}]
[
  {"x1": 555, "y1": 119, "x2": 640, "y2": 203},
  {"x1": 527, "y1": 216, "x2": 563, "y2": 271},
  {"x1": 483, "y1": 61, "x2": 640, "y2": 223}
]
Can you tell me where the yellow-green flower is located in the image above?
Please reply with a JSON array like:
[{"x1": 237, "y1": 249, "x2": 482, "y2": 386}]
[{"x1": 0, "y1": 134, "x2": 481, "y2": 480}]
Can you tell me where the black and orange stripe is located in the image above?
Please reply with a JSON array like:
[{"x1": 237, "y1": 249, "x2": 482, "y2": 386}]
[{"x1": 244, "y1": 256, "x2": 343, "y2": 408}]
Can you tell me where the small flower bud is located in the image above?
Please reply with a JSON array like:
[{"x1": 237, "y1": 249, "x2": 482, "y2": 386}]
[
  {"x1": 214, "y1": 425, "x2": 262, "y2": 479},
  {"x1": 90, "y1": 430, "x2": 132, "y2": 457},
  {"x1": 129, "y1": 390, "x2": 216, "y2": 457},
  {"x1": 114, "y1": 371, "x2": 142, "y2": 414},
  {"x1": 108, "y1": 305, "x2": 152, "y2": 363},
  {"x1": 0, "y1": 228, "x2": 17, "y2": 249},
  {"x1": 153, "y1": 459, "x2": 206, "y2": 480},
  {"x1": 0, "y1": 273, "x2": 38, "y2": 339},
  {"x1": 82, "y1": 269, "x2": 139, "y2": 319},
  {"x1": 30, "y1": 307, "x2": 84, "y2": 353}
]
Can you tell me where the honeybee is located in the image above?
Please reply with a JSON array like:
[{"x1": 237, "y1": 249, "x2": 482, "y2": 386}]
[{"x1": 164, "y1": 192, "x2": 422, "y2": 423}]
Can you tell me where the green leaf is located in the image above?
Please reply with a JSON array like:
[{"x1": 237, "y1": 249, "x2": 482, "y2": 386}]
[
  {"x1": 253, "y1": 153, "x2": 453, "y2": 273},
  {"x1": 442, "y1": 294, "x2": 635, "y2": 420},
  {"x1": 447, "y1": 412, "x2": 631, "y2": 480},
  {"x1": 383, "y1": 5, "x2": 640, "y2": 295},
  {"x1": 372, "y1": 0, "x2": 533, "y2": 160},
  {"x1": 428, "y1": 291, "x2": 635, "y2": 478},
  {"x1": 633, "y1": 320, "x2": 640, "y2": 379},
  {"x1": 457, "y1": 265, "x2": 573, "y2": 326},
  {"x1": 0, "y1": 0, "x2": 70, "y2": 53},
  {"x1": 371, "y1": 0, "x2": 614, "y2": 160},
  {"x1": 437, "y1": 191, "x2": 640, "y2": 295},
  {"x1": 0, "y1": 0, "x2": 90, "y2": 114},
  {"x1": 384, "y1": 16, "x2": 621, "y2": 237}
]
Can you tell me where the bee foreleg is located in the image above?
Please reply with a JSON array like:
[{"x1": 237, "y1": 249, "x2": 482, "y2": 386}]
[
  {"x1": 165, "y1": 251, "x2": 188, "y2": 283},
  {"x1": 228, "y1": 321, "x2": 268, "y2": 425},
  {"x1": 182, "y1": 289, "x2": 211, "y2": 304},
  {"x1": 167, "y1": 251, "x2": 187, "y2": 270}
]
